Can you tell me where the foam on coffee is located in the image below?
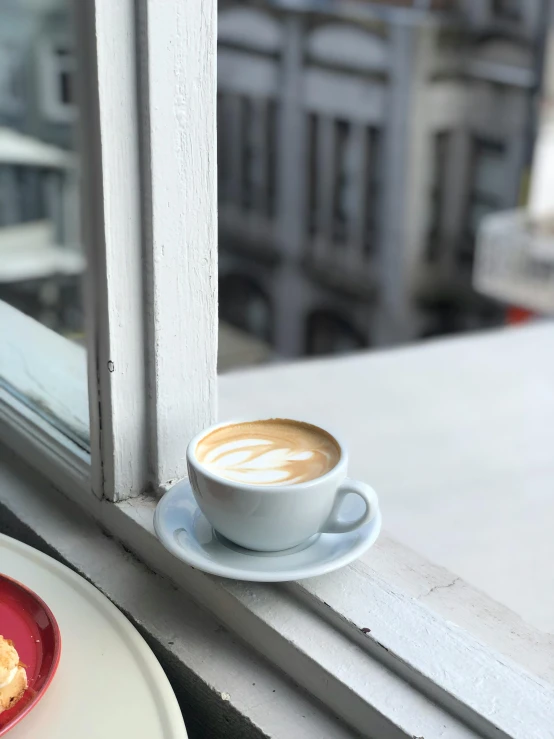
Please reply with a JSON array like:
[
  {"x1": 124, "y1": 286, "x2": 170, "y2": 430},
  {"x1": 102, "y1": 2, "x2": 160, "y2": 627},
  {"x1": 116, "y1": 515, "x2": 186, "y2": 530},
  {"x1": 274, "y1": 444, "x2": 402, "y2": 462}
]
[{"x1": 195, "y1": 419, "x2": 340, "y2": 486}]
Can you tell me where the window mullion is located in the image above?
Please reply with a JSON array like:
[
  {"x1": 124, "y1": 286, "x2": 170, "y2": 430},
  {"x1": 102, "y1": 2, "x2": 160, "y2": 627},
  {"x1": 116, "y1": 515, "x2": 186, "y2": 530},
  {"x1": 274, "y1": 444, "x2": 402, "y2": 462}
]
[
  {"x1": 75, "y1": 0, "x2": 147, "y2": 501},
  {"x1": 136, "y1": 0, "x2": 218, "y2": 492},
  {"x1": 74, "y1": 0, "x2": 218, "y2": 500}
]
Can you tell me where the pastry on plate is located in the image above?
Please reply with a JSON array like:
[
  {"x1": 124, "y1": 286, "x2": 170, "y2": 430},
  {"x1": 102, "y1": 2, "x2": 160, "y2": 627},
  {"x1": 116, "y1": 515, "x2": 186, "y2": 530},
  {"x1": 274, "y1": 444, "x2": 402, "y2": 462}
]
[{"x1": 0, "y1": 635, "x2": 27, "y2": 713}]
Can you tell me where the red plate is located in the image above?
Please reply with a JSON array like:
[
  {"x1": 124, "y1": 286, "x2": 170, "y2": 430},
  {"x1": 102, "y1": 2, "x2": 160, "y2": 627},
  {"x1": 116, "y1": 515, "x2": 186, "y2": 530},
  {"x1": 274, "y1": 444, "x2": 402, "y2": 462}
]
[{"x1": 0, "y1": 574, "x2": 61, "y2": 736}]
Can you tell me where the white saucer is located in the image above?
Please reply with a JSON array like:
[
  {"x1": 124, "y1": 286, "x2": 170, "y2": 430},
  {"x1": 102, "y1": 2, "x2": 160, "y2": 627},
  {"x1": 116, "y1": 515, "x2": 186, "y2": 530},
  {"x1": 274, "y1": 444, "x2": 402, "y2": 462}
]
[{"x1": 153, "y1": 480, "x2": 382, "y2": 582}]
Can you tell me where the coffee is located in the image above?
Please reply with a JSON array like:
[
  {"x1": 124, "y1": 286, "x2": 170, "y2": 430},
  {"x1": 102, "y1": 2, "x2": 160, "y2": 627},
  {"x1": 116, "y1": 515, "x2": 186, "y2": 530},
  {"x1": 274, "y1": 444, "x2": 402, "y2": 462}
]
[{"x1": 195, "y1": 419, "x2": 340, "y2": 486}]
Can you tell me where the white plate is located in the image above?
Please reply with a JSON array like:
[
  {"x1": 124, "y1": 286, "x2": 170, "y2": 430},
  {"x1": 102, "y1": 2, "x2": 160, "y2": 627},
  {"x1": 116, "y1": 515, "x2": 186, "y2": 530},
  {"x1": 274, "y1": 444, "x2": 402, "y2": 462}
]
[
  {"x1": 0, "y1": 534, "x2": 187, "y2": 739},
  {"x1": 154, "y1": 480, "x2": 381, "y2": 582}
]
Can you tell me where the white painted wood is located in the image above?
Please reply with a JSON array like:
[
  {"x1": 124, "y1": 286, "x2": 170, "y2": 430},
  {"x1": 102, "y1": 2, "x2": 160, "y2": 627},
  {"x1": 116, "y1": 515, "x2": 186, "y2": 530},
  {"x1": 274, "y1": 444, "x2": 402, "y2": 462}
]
[
  {"x1": 23, "y1": 439, "x2": 552, "y2": 738},
  {"x1": 138, "y1": 0, "x2": 218, "y2": 490},
  {"x1": 218, "y1": 7, "x2": 283, "y2": 53},
  {"x1": 306, "y1": 24, "x2": 389, "y2": 73},
  {"x1": 73, "y1": 0, "x2": 217, "y2": 497},
  {"x1": 218, "y1": 322, "x2": 554, "y2": 636},
  {"x1": 294, "y1": 569, "x2": 553, "y2": 738},
  {"x1": 361, "y1": 531, "x2": 554, "y2": 686},
  {"x1": 74, "y1": 0, "x2": 148, "y2": 502}
]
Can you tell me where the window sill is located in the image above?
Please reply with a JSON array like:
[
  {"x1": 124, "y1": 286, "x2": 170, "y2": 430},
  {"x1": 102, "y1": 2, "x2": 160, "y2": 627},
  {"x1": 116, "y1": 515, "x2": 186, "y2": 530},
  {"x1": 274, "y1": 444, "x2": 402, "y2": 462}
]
[
  {"x1": 1, "y1": 436, "x2": 553, "y2": 738},
  {"x1": 2, "y1": 310, "x2": 554, "y2": 736}
]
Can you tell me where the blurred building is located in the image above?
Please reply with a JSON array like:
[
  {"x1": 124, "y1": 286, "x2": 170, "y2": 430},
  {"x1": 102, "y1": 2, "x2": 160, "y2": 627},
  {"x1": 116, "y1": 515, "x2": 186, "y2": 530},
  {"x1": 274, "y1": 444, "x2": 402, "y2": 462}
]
[
  {"x1": 217, "y1": 0, "x2": 548, "y2": 356},
  {"x1": 0, "y1": 0, "x2": 81, "y2": 334}
]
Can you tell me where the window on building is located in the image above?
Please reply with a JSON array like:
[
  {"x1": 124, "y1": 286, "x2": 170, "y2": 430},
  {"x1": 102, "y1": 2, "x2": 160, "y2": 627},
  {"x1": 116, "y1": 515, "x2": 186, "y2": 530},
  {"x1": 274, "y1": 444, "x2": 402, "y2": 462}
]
[
  {"x1": 217, "y1": 93, "x2": 278, "y2": 222},
  {"x1": 305, "y1": 308, "x2": 366, "y2": 356},
  {"x1": 219, "y1": 273, "x2": 273, "y2": 343},
  {"x1": 459, "y1": 136, "x2": 506, "y2": 267},
  {"x1": 307, "y1": 114, "x2": 381, "y2": 263},
  {"x1": 491, "y1": 0, "x2": 522, "y2": 22},
  {"x1": 39, "y1": 39, "x2": 77, "y2": 123},
  {"x1": 0, "y1": 42, "x2": 24, "y2": 114},
  {"x1": 426, "y1": 130, "x2": 451, "y2": 263}
]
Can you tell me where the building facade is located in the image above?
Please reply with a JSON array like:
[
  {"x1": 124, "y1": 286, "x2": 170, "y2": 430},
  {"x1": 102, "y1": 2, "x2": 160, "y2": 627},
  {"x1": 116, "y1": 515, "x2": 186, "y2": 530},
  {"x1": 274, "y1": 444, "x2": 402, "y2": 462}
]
[
  {"x1": 0, "y1": 0, "x2": 80, "y2": 333},
  {"x1": 217, "y1": 0, "x2": 547, "y2": 356}
]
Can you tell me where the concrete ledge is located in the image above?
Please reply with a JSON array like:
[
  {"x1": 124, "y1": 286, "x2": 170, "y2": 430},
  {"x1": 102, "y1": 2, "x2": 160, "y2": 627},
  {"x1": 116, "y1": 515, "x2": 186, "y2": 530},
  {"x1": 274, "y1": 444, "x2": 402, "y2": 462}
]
[{"x1": 0, "y1": 446, "x2": 357, "y2": 739}]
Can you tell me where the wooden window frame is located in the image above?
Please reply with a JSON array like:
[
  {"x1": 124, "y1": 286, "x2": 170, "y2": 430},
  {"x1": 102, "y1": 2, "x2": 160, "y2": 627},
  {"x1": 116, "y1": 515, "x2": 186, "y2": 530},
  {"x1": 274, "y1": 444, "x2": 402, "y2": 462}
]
[
  {"x1": 76, "y1": 0, "x2": 218, "y2": 501},
  {"x1": 0, "y1": 2, "x2": 552, "y2": 736}
]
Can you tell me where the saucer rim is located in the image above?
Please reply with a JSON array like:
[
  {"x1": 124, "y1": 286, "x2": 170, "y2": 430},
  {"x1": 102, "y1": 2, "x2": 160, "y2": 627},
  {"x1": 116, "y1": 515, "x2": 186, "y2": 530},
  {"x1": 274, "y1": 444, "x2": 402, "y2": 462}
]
[{"x1": 153, "y1": 480, "x2": 381, "y2": 582}]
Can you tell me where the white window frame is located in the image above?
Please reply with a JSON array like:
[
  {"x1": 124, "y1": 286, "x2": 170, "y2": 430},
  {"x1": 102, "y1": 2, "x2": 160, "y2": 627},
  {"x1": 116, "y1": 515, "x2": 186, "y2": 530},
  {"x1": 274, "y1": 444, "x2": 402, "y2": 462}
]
[{"x1": 0, "y1": 2, "x2": 553, "y2": 737}]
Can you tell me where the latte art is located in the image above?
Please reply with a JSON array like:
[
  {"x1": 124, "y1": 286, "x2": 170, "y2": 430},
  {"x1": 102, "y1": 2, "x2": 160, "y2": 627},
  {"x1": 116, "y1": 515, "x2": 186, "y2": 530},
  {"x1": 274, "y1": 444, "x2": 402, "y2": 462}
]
[{"x1": 195, "y1": 419, "x2": 340, "y2": 485}]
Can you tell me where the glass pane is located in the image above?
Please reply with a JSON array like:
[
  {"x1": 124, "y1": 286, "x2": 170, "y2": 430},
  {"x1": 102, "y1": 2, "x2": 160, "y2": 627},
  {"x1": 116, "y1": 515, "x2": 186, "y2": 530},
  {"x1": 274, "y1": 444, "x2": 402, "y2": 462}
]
[{"x1": 0, "y1": 0, "x2": 87, "y2": 446}]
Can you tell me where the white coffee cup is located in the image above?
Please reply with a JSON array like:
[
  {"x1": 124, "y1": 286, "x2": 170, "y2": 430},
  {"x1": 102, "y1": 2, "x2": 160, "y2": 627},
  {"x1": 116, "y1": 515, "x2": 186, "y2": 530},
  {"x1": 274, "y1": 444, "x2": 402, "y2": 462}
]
[{"x1": 186, "y1": 419, "x2": 379, "y2": 552}]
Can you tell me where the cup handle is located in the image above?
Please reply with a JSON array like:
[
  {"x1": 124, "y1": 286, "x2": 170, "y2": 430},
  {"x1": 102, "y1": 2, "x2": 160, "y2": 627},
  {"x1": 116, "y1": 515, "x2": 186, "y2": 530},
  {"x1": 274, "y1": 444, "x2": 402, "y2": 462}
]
[{"x1": 321, "y1": 478, "x2": 379, "y2": 534}]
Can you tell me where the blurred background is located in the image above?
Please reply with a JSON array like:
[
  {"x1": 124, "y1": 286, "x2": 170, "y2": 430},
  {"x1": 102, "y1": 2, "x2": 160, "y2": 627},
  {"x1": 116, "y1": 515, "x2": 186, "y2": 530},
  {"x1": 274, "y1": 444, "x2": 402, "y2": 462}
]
[{"x1": 0, "y1": 0, "x2": 551, "y2": 369}]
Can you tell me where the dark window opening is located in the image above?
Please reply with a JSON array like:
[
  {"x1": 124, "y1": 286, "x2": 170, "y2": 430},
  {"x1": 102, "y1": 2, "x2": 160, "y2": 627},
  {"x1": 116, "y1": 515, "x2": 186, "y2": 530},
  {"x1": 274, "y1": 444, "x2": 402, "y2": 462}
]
[
  {"x1": 219, "y1": 273, "x2": 273, "y2": 343},
  {"x1": 307, "y1": 113, "x2": 318, "y2": 238},
  {"x1": 426, "y1": 131, "x2": 451, "y2": 263},
  {"x1": 218, "y1": 94, "x2": 278, "y2": 220},
  {"x1": 306, "y1": 115, "x2": 381, "y2": 261},
  {"x1": 459, "y1": 137, "x2": 506, "y2": 268},
  {"x1": 59, "y1": 70, "x2": 73, "y2": 105},
  {"x1": 363, "y1": 126, "x2": 381, "y2": 258},
  {"x1": 333, "y1": 119, "x2": 350, "y2": 246},
  {"x1": 491, "y1": 0, "x2": 521, "y2": 22},
  {"x1": 305, "y1": 309, "x2": 366, "y2": 356}
]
